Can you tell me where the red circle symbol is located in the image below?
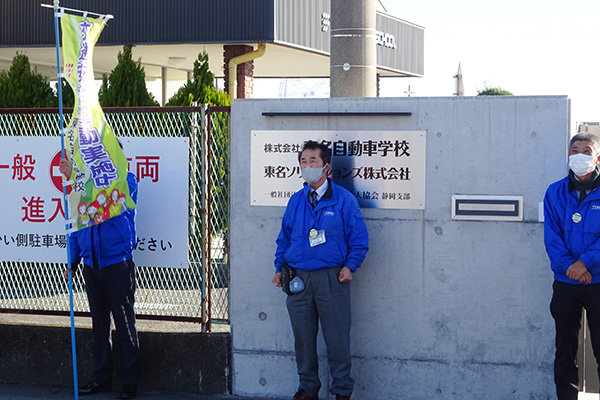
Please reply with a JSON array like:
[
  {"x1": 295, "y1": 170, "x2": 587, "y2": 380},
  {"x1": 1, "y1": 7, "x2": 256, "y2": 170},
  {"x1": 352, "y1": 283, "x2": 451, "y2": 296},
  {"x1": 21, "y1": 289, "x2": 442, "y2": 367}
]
[{"x1": 50, "y1": 151, "x2": 72, "y2": 194}]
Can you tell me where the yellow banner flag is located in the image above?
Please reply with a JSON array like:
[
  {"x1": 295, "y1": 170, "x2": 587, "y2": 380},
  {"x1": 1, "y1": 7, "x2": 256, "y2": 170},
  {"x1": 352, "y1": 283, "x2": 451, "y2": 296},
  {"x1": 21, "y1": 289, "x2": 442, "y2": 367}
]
[{"x1": 61, "y1": 14, "x2": 135, "y2": 232}]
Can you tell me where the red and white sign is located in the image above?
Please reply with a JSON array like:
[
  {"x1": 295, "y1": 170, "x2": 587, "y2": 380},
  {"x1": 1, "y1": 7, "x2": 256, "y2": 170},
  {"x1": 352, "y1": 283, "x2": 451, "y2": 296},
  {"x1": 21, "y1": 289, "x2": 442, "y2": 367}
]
[
  {"x1": 50, "y1": 151, "x2": 72, "y2": 194},
  {"x1": 0, "y1": 137, "x2": 189, "y2": 267}
]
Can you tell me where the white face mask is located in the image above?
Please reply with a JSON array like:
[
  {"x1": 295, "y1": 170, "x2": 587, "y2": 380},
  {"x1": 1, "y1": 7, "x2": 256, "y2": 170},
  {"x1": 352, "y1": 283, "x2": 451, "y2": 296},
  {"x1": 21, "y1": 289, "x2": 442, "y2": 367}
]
[
  {"x1": 569, "y1": 153, "x2": 596, "y2": 176},
  {"x1": 301, "y1": 165, "x2": 327, "y2": 184}
]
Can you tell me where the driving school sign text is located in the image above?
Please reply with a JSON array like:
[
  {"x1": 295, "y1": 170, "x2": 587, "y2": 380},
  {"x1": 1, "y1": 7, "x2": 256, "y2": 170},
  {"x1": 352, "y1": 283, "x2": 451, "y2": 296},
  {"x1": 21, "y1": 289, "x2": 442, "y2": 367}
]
[{"x1": 251, "y1": 130, "x2": 426, "y2": 209}]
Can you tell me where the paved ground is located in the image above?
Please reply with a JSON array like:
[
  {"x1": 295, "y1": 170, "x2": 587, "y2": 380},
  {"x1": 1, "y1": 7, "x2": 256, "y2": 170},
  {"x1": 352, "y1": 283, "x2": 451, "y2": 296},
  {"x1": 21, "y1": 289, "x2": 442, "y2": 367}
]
[
  {"x1": 0, "y1": 383, "x2": 597, "y2": 400},
  {"x1": 0, "y1": 383, "x2": 285, "y2": 400}
]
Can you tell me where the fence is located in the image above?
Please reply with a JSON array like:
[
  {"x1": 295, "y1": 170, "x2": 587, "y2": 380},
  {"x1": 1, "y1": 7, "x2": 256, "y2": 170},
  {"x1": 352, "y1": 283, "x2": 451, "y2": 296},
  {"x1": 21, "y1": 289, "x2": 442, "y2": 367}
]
[{"x1": 0, "y1": 106, "x2": 230, "y2": 332}]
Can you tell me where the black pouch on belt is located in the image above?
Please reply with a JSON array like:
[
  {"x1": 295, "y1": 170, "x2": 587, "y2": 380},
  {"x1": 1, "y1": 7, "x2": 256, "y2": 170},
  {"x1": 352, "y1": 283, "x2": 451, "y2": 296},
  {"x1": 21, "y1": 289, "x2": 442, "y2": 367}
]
[{"x1": 281, "y1": 264, "x2": 296, "y2": 296}]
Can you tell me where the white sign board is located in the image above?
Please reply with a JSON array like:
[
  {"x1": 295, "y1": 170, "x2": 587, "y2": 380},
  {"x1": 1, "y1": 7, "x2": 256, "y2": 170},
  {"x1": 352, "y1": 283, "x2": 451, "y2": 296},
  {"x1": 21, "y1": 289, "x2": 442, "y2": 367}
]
[
  {"x1": 251, "y1": 130, "x2": 426, "y2": 209},
  {"x1": 0, "y1": 137, "x2": 189, "y2": 267}
]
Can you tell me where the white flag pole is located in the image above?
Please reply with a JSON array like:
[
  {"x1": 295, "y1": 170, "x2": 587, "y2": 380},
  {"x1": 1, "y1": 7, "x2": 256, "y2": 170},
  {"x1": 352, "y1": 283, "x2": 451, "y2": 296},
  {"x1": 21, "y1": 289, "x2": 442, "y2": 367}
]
[{"x1": 42, "y1": 3, "x2": 113, "y2": 22}]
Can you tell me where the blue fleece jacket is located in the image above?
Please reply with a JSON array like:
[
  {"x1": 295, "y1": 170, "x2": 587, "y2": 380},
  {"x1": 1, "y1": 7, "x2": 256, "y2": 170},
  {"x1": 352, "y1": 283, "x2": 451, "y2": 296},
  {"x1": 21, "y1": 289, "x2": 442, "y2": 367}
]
[
  {"x1": 70, "y1": 172, "x2": 137, "y2": 269},
  {"x1": 275, "y1": 179, "x2": 369, "y2": 273},
  {"x1": 544, "y1": 175, "x2": 600, "y2": 284}
]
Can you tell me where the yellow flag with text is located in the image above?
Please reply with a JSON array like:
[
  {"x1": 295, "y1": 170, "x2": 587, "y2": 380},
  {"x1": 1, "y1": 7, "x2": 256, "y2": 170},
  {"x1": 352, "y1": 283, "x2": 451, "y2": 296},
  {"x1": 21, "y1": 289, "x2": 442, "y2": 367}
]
[{"x1": 61, "y1": 14, "x2": 135, "y2": 232}]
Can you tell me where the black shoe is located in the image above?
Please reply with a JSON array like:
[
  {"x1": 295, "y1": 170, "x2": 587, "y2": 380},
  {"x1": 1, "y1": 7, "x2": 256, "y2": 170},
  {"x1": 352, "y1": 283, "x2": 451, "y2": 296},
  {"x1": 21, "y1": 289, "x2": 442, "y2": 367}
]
[
  {"x1": 117, "y1": 385, "x2": 137, "y2": 399},
  {"x1": 79, "y1": 381, "x2": 112, "y2": 395},
  {"x1": 293, "y1": 389, "x2": 319, "y2": 400}
]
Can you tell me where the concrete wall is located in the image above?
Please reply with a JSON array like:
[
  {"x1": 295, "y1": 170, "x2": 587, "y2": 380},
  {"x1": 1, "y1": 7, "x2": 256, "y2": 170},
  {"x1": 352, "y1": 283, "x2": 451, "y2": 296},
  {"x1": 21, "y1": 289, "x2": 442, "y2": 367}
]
[
  {"x1": 230, "y1": 96, "x2": 570, "y2": 400},
  {"x1": 0, "y1": 324, "x2": 230, "y2": 395}
]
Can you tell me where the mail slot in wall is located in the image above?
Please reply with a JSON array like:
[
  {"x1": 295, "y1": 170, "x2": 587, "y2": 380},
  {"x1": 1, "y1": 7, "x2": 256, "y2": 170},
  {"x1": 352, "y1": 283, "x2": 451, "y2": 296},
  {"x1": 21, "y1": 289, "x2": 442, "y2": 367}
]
[{"x1": 451, "y1": 195, "x2": 523, "y2": 221}]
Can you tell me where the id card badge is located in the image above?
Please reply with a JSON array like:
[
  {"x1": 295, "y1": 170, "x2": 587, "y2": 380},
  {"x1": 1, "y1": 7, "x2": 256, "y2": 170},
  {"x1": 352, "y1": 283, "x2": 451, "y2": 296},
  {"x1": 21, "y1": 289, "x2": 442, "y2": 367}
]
[{"x1": 309, "y1": 228, "x2": 326, "y2": 247}]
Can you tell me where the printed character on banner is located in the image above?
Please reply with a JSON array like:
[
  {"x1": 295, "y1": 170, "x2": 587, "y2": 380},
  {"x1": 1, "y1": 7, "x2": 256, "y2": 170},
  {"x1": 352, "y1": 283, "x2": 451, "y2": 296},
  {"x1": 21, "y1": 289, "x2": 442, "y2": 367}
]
[
  {"x1": 118, "y1": 191, "x2": 127, "y2": 210},
  {"x1": 87, "y1": 200, "x2": 101, "y2": 224},
  {"x1": 78, "y1": 201, "x2": 90, "y2": 226},
  {"x1": 95, "y1": 189, "x2": 110, "y2": 221},
  {"x1": 109, "y1": 188, "x2": 122, "y2": 217}
]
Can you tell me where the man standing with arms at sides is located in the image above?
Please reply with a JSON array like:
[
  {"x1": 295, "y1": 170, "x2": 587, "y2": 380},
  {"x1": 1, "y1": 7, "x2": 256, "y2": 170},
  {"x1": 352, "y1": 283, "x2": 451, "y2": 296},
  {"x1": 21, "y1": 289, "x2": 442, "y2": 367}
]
[
  {"x1": 59, "y1": 144, "x2": 140, "y2": 400},
  {"x1": 544, "y1": 133, "x2": 600, "y2": 400},
  {"x1": 273, "y1": 140, "x2": 369, "y2": 400}
]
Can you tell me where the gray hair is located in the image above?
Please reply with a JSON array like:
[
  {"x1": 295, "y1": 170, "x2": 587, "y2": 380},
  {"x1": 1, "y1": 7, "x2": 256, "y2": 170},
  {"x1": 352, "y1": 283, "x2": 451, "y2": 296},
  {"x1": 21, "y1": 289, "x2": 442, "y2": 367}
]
[{"x1": 570, "y1": 133, "x2": 600, "y2": 153}]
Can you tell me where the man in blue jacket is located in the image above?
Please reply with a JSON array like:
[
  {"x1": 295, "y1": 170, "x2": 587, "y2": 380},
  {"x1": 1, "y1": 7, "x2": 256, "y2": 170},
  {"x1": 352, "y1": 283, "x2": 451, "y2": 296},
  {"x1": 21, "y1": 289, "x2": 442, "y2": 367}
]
[
  {"x1": 60, "y1": 156, "x2": 140, "y2": 400},
  {"x1": 273, "y1": 141, "x2": 369, "y2": 400},
  {"x1": 544, "y1": 133, "x2": 600, "y2": 400}
]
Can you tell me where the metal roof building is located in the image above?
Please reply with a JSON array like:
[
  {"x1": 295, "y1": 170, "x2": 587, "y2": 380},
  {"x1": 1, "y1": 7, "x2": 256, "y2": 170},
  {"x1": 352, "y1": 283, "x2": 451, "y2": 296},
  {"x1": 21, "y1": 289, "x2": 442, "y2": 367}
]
[{"x1": 0, "y1": 0, "x2": 424, "y2": 98}]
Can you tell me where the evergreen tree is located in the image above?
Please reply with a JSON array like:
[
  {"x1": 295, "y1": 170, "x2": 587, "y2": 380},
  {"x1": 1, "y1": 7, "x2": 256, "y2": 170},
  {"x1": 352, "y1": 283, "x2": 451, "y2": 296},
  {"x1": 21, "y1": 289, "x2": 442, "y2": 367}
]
[
  {"x1": 167, "y1": 51, "x2": 230, "y2": 236},
  {"x1": 166, "y1": 51, "x2": 230, "y2": 106},
  {"x1": 98, "y1": 46, "x2": 158, "y2": 107},
  {"x1": 477, "y1": 85, "x2": 513, "y2": 96},
  {"x1": 60, "y1": 78, "x2": 75, "y2": 108},
  {"x1": 0, "y1": 53, "x2": 57, "y2": 107}
]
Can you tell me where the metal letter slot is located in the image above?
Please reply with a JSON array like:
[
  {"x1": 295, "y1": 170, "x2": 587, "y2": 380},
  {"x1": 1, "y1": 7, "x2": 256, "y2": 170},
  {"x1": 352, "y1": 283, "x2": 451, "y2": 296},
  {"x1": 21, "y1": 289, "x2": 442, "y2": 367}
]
[{"x1": 451, "y1": 195, "x2": 523, "y2": 221}]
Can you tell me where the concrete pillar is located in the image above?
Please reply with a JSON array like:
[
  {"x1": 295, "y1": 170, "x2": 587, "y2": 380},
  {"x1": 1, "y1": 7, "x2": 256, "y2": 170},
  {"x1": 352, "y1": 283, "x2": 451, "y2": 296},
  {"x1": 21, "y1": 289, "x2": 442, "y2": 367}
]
[
  {"x1": 330, "y1": 0, "x2": 377, "y2": 98},
  {"x1": 223, "y1": 45, "x2": 255, "y2": 99}
]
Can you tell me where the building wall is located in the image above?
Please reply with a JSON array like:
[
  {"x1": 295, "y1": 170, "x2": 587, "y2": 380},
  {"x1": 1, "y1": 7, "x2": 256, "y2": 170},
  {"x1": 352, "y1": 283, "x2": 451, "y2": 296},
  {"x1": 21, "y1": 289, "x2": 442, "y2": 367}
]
[
  {"x1": 274, "y1": 0, "x2": 424, "y2": 76},
  {"x1": 376, "y1": 13, "x2": 425, "y2": 76},
  {"x1": 230, "y1": 96, "x2": 569, "y2": 400},
  {"x1": 1, "y1": 0, "x2": 276, "y2": 46},
  {"x1": 274, "y1": 0, "x2": 331, "y2": 53}
]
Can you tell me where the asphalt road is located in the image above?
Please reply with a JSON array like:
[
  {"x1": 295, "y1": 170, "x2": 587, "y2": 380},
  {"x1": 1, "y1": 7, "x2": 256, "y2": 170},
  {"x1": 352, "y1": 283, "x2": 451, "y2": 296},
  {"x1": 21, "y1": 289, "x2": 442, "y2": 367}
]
[{"x1": 0, "y1": 383, "x2": 285, "y2": 400}]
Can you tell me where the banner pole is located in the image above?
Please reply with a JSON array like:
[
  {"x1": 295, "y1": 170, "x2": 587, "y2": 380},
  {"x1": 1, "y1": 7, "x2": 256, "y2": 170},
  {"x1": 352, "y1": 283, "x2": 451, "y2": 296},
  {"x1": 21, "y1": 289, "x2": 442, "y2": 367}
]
[
  {"x1": 52, "y1": 0, "x2": 79, "y2": 398},
  {"x1": 42, "y1": 3, "x2": 113, "y2": 21}
]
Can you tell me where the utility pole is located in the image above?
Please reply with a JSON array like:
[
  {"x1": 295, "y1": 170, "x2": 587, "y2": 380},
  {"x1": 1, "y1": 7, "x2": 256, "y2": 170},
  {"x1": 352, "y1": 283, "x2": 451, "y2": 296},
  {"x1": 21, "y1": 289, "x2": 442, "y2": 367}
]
[{"x1": 330, "y1": 0, "x2": 377, "y2": 97}]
